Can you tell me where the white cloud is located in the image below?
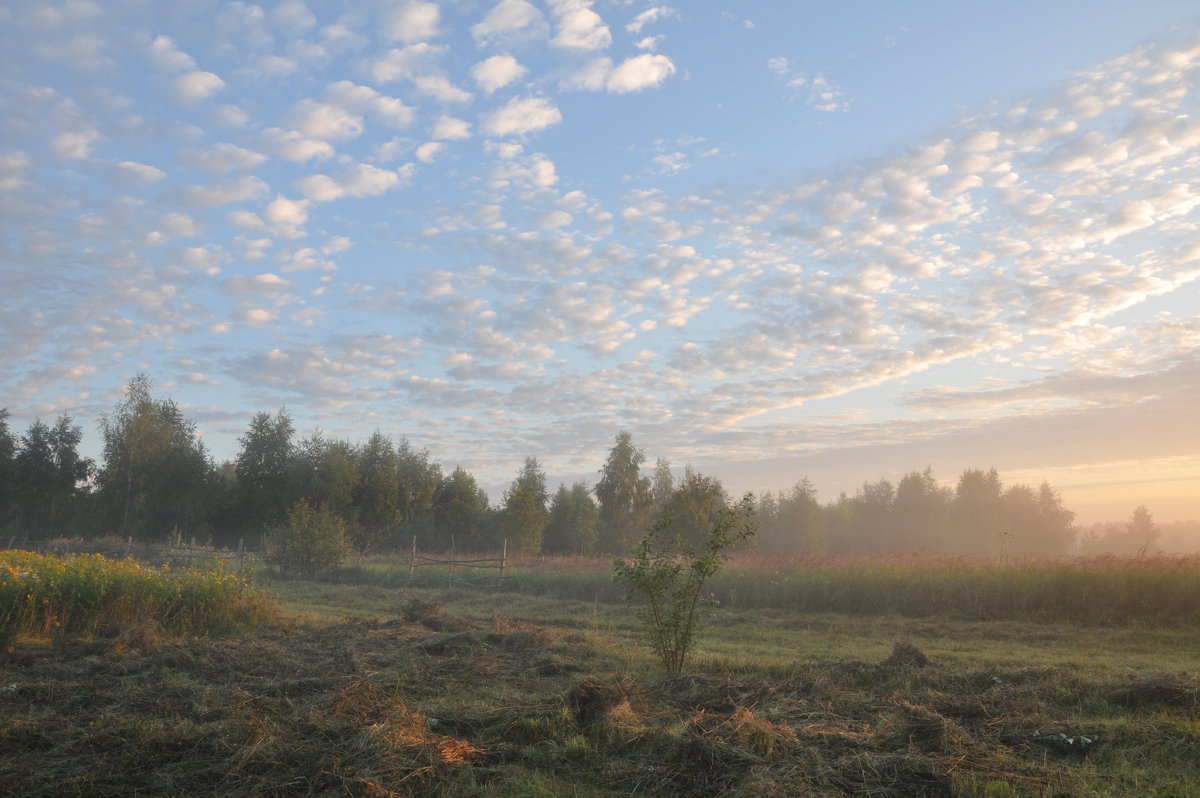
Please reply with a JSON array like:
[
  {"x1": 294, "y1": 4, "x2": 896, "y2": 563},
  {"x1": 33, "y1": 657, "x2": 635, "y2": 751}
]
[
  {"x1": 117, "y1": 160, "x2": 166, "y2": 183},
  {"x1": 160, "y1": 212, "x2": 200, "y2": 237},
  {"x1": 470, "y1": 54, "x2": 528, "y2": 93},
  {"x1": 172, "y1": 70, "x2": 226, "y2": 104},
  {"x1": 607, "y1": 53, "x2": 675, "y2": 93},
  {"x1": 383, "y1": 0, "x2": 441, "y2": 43},
  {"x1": 549, "y1": 0, "x2": 611, "y2": 50},
  {"x1": 271, "y1": 0, "x2": 317, "y2": 33},
  {"x1": 264, "y1": 195, "x2": 310, "y2": 237},
  {"x1": 484, "y1": 96, "x2": 563, "y2": 137},
  {"x1": 224, "y1": 272, "x2": 294, "y2": 295},
  {"x1": 371, "y1": 43, "x2": 445, "y2": 83},
  {"x1": 148, "y1": 35, "x2": 194, "y2": 72},
  {"x1": 260, "y1": 128, "x2": 336, "y2": 162},
  {"x1": 287, "y1": 99, "x2": 364, "y2": 140},
  {"x1": 228, "y1": 209, "x2": 265, "y2": 230},
  {"x1": 52, "y1": 128, "x2": 98, "y2": 159},
  {"x1": 432, "y1": 115, "x2": 471, "y2": 140},
  {"x1": 471, "y1": 0, "x2": 547, "y2": 46},
  {"x1": 634, "y1": 35, "x2": 662, "y2": 51},
  {"x1": 180, "y1": 142, "x2": 266, "y2": 173},
  {"x1": 413, "y1": 75, "x2": 473, "y2": 103},
  {"x1": 626, "y1": 6, "x2": 671, "y2": 34},
  {"x1": 298, "y1": 162, "x2": 415, "y2": 202},
  {"x1": 567, "y1": 54, "x2": 675, "y2": 93},
  {"x1": 416, "y1": 142, "x2": 446, "y2": 162},
  {"x1": 179, "y1": 176, "x2": 269, "y2": 208},
  {"x1": 325, "y1": 81, "x2": 414, "y2": 128}
]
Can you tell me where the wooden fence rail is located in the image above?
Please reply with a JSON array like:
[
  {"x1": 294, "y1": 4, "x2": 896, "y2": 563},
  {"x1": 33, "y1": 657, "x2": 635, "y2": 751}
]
[{"x1": 406, "y1": 536, "x2": 508, "y2": 589}]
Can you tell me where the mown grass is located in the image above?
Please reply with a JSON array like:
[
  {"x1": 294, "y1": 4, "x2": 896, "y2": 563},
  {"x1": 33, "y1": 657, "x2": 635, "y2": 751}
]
[{"x1": 0, "y1": 549, "x2": 278, "y2": 640}]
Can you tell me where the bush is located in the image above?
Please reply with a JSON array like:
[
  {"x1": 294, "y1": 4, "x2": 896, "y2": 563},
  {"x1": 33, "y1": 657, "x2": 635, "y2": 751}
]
[
  {"x1": 266, "y1": 499, "x2": 351, "y2": 578},
  {"x1": 612, "y1": 493, "x2": 756, "y2": 672}
]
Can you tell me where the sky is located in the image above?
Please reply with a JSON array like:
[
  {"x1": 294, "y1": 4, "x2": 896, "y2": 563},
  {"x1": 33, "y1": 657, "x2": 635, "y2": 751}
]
[{"x1": 2, "y1": 0, "x2": 1199, "y2": 525}]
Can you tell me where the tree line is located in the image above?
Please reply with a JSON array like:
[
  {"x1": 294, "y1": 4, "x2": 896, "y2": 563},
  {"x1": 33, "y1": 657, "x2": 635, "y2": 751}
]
[{"x1": 0, "y1": 375, "x2": 1165, "y2": 558}]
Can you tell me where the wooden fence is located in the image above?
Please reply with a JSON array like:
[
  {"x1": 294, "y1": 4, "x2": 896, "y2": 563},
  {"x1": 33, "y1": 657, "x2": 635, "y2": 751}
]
[{"x1": 405, "y1": 536, "x2": 508, "y2": 588}]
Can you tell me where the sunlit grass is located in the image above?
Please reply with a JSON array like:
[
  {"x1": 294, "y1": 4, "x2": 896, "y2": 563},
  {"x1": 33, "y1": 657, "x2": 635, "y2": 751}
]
[{"x1": 0, "y1": 549, "x2": 278, "y2": 639}]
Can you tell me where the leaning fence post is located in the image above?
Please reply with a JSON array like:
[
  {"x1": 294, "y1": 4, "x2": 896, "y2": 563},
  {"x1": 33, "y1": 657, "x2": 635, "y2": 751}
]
[
  {"x1": 236, "y1": 538, "x2": 245, "y2": 575},
  {"x1": 448, "y1": 536, "x2": 455, "y2": 588},
  {"x1": 408, "y1": 535, "x2": 417, "y2": 587},
  {"x1": 187, "y1": 536, "x2": 195, "y2": 569},
  {"x1": 498, "y1": 538, "x2": 507, "y2": 590},
  {"x1": 125, "y1": 536, "x2": 133, "y2": 558}
]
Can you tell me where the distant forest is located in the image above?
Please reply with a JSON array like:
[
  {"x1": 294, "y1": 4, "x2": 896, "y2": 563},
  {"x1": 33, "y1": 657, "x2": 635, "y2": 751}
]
[{"x1": 0, "y1": 375, "x2": 1179, "y2": 558}]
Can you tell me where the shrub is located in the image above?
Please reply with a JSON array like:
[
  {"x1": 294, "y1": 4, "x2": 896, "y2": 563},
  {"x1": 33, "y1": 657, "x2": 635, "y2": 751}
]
[
  {"x1": 612, "y1": 493, "x2": 756, "y2": 672},
  {"x1": 266, "y1": 498, "x2": 351, "y2": 578}
]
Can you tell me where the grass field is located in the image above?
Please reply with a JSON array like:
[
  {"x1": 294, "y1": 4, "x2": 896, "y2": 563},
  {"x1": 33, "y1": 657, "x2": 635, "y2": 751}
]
[{"x1": 2, "y1": 552, "x2": 1199, "y2": 796}]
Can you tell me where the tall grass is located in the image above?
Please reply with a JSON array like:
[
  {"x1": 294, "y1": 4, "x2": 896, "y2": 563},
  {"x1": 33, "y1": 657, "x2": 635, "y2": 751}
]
[
  {"x1": 502, "y1": 553, "x2": 1200, "y2": 625},
  {"x1": 0, "y1": 550, "x2": 278, "y2": 639}
]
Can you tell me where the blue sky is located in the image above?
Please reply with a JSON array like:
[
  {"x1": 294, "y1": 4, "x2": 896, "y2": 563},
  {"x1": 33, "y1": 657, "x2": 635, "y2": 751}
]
[{"x1": 3, "y1": 0, "x2": 1200, "y2": 523}]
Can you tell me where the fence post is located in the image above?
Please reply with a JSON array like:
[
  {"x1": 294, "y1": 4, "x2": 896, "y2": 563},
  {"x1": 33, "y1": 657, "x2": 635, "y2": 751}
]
[
  {"x1": 125, "y1": 536, "x2": 132, "y2": 558},
  {"x1": 498, "y1": 538, "x2": 507, "y2": 590},
  {"x1": 448, "y1": 536, "x2": 455, "y2": 589},
  {"x1": 6, "y1": 536, "x2": 14, "y2": 550},
  {"x1": 187, "y1": 536, "x2": 195, "y2": 569},
  {"x1": 236, "y1": 538, "x2": 245, "y2": 575},
  {"x1": 408, "y1": 536, "x2": 416, "y2": 587}
]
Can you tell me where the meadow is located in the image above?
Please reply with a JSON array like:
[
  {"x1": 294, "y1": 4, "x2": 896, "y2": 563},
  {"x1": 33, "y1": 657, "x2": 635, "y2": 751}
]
[{"x1": 1, "y1": 550, "x2": 1198, "y2": 796}]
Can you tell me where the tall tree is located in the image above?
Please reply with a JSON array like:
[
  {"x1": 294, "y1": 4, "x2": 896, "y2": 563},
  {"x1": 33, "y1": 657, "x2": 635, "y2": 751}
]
[
  {"x1": 501, "y1": 457, "x2": 550, "y2": 554},
  {"x1": 892, "y1": 468, "x2": 952, "y2": 552},
  {"x1": 294, "y1": 432, "x2": 359, "y2": 519},
  {"x1": 97, "y1": 374, "x2": 213, "y2": 541},
  {"x1": 594, "y1": 431, "x2": 652, "y2": 553},
  {"x1": 355, "y1": 430, "x2": 403, "y2": 552},
  {"x1": 659, "y1": 466, "x2": 728, "y2": 549},
  {"x1": 395, "y1": 438, "x2": 441, "y2": 532},
  {"x1": 234, "y1": 409, "x2": 297, "y2": 534},
  {"x1": 545, "y1": 482, "x2": 599, "y2": 555},
  {"x1": 953, "y1": 468, "x2": 1004, "y2": 556},
  {"x1": 0, "y1": 408, "x2": 17, "y2": 532},
  {"x1": 1126, "y1": 504, "x2": 1160, "y2": 553},
  {"x1": 651, "y1": 457, "x2": 675, "y2": 512},
  {"x1": 760, "y1": 478, "x2": 824, "y2": 553},
  {"x1": 433, "y1": 466, "x2": 488, "y2": 550}
]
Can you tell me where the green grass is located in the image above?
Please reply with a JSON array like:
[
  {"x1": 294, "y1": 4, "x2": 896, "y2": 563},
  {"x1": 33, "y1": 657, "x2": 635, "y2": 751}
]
[
  {"x1": 3, "y1": 551, "x2": 1200, "y2": 796},
  {"x1": 0, "y1": 549, "x2": 278, "y2": 640}
]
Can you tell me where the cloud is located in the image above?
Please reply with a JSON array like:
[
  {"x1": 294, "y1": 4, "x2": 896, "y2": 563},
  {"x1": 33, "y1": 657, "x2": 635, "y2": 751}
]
[
  {"x1": 325, "y1": 80, "x2": 414, "y2": 128},
  {"x1": 471, "y1": 0, "x2": 548, "y2": 46},
  {"x1": 260, "y1": 128, "x2": 336, "y2": 162},
  {"x1": 298, "y1": 162, "x2": 415, "y2": 202},
  {"x1": 115, "y1": 160, "x2": 167, "y2": 183},
  {"x1": 147, "y1": 35, "x2": 195, "y2": 72},
  {"x1": 180, "y1": 143, "x2": 266, "y2": 173},
  {"x1": 470, "y1": 54, "x2": 528, "y2": 93},
  {"x1": 549, "y1": 0, "x2": 611, "y2": 50},
  {"x1": 483, "y1": 96, "x2": 563, "y2": 137},
  {"x1": 383, "y1": 0, "x2": 441, "y2": 43},
  {"x1": 370, "y1": 43, "x2": 471, "y2": 102},
  {"x1": 287, "y1": 99, "x2": 364, "y2": 140},
  {"x1": 432, "y1": 115, "x2": 471, "y2": 140},
  {"x1": 223, "y1": 272, "x2": 295, "y2": 295},
  {"x1": 52, "y1": 128, "x2": 99, "y2": 159},
  {"x1": 172, "y1": 70, "x2": 226, "y2": 103},
  {"x1": 263, "y1": 195, "x2": 310, "y2": 237},
  {"x1": 416, "y1": 142, "x2": 446, "y2": 162},
  {"x1": 568, "y1": 53, "x2": 676, "y2": 93},
  {"x1": 626, "y1": 6, "x2": 672, "y2": 34},
  {"x1": 178, "y1": 176, "x2": 270, "y2": 208}
]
